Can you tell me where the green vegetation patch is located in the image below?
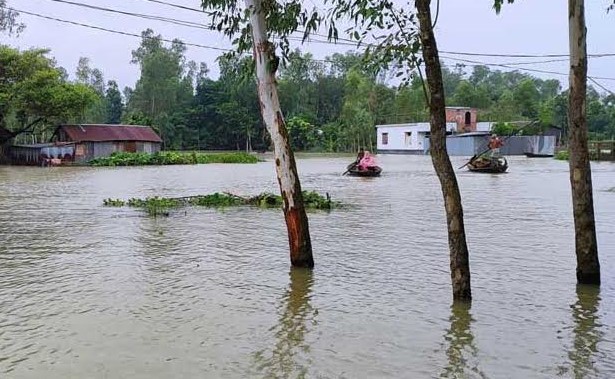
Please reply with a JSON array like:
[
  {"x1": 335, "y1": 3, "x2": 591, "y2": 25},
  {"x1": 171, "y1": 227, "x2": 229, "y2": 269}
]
[
  {"x1": 103, "y1": 191, "x2": 342, "y2": 216},
  {"x1": 554, "y1": 150, "x2": 569, "y2": 160},
  {"x1": 554, "y1": 150, "x2": 602, "y2": 161},
  {"x1": 90, "y1": 151, "x2": 260, "y2": 166}
]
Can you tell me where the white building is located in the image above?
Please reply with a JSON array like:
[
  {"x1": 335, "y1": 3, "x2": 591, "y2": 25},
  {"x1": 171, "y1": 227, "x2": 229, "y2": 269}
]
[
  {"x1": 376, "y1": 122, "x2": 457, "y2": 154},
  {"x1": 476, "y1": 122, "x2": 494, "y2": 132}
]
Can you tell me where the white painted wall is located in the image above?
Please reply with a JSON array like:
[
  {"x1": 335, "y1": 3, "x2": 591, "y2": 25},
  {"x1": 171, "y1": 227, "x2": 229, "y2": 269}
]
[
  {"x1": 476, "y1": 122, "x2": 494, "y2": 132},
  {"x1": 376, "y1": 122, "x2": 457, "y2": 152}
]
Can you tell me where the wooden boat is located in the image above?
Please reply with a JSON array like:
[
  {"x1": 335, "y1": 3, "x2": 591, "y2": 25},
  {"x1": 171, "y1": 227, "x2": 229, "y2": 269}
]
[
  {"x1": 345, "y1": 163, "x2": 382, "y2": 177},
  {"x1": 524, "y1": 152, "x2": 554, "y2": 158},
  {"x1": 467, "y1": 156, "x2": 508, "y2": 173}
]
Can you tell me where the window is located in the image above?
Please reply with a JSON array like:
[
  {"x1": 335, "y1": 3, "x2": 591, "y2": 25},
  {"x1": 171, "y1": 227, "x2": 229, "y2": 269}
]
[
  {"x1": 404, "y1": 132, "x2": 412, "y2": 146},
  {"x1": 382, "y1": 132, "x2": 389, "y2": 145},
  {"x1": 464, "y1": 111, "x2": 471, "y2": 125}
]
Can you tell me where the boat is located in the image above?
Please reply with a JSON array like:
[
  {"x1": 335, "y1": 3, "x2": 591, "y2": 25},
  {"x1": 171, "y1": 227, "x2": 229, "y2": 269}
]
[
  {"x1": 344, "y1": 162, "x2": 382, "y2": 177},
  {"x1": 524, "y1": 152, "x2": 554, "y2": 158},
  {"x1": 466, "y1": 156, "x2": 508, "y2": 173}
]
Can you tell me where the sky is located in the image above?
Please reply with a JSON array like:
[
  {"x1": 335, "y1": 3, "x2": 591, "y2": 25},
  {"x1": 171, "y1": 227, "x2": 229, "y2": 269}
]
[{"x1": 3, "y1": 0, "x2": 615, "y2": 93}]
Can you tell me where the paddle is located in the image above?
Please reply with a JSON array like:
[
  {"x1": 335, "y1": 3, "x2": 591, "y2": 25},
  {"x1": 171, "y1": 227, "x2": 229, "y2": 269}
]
[
  {"x1": 342, "y1": 162, "x2": 356, "y2": 176},
  {"x1": 457, "y1": 120, "x2": 538, "y2": 170}
]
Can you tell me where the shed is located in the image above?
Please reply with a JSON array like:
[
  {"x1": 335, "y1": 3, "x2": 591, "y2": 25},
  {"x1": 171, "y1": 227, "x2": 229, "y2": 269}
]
[
  {"x1": 10, "y1": 142, "x2": 76, "y2": 165},
  {"x1": 54, "y1": 124, "x2": 162, "y2": 162}
]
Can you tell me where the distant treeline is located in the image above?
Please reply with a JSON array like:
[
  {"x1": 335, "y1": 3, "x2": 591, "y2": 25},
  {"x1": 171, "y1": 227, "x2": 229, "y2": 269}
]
[{"x1": 3, "y1": 28, "x2": 615, "y2": 152}]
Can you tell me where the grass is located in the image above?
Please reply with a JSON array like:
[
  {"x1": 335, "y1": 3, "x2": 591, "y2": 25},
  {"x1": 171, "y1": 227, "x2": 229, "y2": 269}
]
[
  {"x1": 90, "y1": 151, "x2": 260, "y2": 166},
  {"x1": 103, "y1": 191, "x2": 342, "y2": 217}
]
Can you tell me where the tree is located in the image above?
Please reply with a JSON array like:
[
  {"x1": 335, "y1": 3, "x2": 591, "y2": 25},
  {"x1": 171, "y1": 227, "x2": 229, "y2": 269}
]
[
  {"x1": 0, "y1": 0, "x2": 25, "y2": 35},
  {"x1": 568, "y1": 0, "x2": 599, "y2": 284},
  {"x1": 75, "y1": 57, "x2": 107, "y2": 123},
  {"x1": 416, "y1": 0, "x2": 471, "y2": 301},
  {"x1": 105, "y1": 80, "x2": 123, "y2": 124},
  {"x1": 126, "y1": 29, "x2": 198, "y2": 147},
  {"x1": 0, "y1": 46, "x2": 97, "y2": 145},
  {"x1": 304, "y1": 0, "x2": 472, "y2": 301},
  {"x1": 495, "y1": 0, "x2": 601, "y2": 284},
  {"x1": 512, "y1": 79, "x2": 540, "y2": 119},
  {"x1": 201, "y1": 0, "x2": 316, "y2": 267}
]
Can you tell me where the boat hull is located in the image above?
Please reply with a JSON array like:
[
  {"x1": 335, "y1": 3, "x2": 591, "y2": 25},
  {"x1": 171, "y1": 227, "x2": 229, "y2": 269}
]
[
  {"x1": 524, "y1": 152, "x2": 554, "y2": 158},
  {"x1": 346, "y1": 166, "x2": 382, "y2": 177},
  {"x1": 467, "y1": 157, "x2": 508, "y2": 173},
  {"x1": 345, "y1": 162, "x2": 382, "y2": 177}
]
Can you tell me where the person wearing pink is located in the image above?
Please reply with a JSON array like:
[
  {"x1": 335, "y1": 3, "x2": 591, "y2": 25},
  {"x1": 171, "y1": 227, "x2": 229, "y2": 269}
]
[{"x1": 358, "y1": 151, "x2": 377, "y2": 171}]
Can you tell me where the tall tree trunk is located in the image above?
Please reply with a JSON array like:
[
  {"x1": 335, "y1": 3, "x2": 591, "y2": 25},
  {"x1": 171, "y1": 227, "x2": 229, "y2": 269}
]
[
  {"x1": 246, "y1": 0, "x2": 314, "y2": 268},
  {"x1": 568, "y1": 0, "x2": 600, "y2": 284},
  {"x1": 416, "y1": 0, "x2": 471, "y2": 302}
]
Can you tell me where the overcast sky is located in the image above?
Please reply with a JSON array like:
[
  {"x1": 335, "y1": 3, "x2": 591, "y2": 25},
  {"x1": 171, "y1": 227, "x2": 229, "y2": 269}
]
[{"x1": 4, "y1": 0, "x2": 615, "y2": 93}]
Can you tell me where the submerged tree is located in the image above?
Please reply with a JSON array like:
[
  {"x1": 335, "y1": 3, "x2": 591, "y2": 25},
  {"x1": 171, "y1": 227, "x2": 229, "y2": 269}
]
[
  {"x1": 416, "y1": 0, "x2": 471, "y2": 300},
  {"x1": 567, "y1": 0, "x2": 600, "y2": 284},
  {"x1": 200, "y1": 0, "x2": 318, "y2": 267},
  {"x1": 495, "y1": 0, "x2": 600, "y2": 284},
  {"x1": 301, "y1": 0, "x2": 471, "y2": 301}
]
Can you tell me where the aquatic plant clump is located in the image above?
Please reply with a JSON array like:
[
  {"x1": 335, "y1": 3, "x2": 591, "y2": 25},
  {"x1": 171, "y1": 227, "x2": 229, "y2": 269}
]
[
  {"x1": 89, "y1": 151, "x2": 260, "y2": 166},
  {"x1": 103, "y1": 191, "x2": 342, "y2": 216}
]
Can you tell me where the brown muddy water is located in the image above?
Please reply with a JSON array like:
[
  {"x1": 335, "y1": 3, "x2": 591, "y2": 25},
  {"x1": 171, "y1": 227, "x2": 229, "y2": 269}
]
[{"x1": 0, "y1": 155, "x2": 614, "y2": 379}]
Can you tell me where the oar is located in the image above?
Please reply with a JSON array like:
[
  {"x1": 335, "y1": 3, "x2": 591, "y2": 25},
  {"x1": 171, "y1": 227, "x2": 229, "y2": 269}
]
[
  {"x1": 342, "y1": 163, "x2": 355, "y2": 176},
  {"x1": 458, "y1": 154, "x2": 478, "y2": 170}
]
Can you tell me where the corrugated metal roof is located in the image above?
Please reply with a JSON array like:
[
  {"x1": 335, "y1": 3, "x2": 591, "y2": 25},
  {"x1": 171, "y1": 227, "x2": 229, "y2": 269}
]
[{"x1": 60, "y1": 124, "x2": 162, "y2": 143}]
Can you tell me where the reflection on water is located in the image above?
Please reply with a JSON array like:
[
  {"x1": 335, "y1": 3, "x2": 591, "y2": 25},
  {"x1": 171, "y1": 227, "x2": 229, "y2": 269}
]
[
  {"x1": 441, "y1": 303, "x2": 485, "y2": 379},
  {"x1": 568, "y1": 285, "x2": 603, "y2": 379},
  {"x1": 254, "y1": 268, "x2": 316, "y2": 378}
]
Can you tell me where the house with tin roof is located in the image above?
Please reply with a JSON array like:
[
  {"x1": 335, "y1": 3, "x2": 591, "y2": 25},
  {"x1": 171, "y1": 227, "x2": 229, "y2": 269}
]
[
  {"x1": 8, "y1": 124, "x2": 162, "y2": 166},
  {"x1": 52, "y1": 124, "x2": 162, "y2": 163}
]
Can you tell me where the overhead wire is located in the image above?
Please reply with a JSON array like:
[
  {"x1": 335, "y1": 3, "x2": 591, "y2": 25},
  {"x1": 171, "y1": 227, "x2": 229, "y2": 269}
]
[
  {"x1": 10, "y1": 8, "x2": 232, "y2": 52},
  {"x1": 9, "y1": 5, "x2": 615, "y2": 86},
  {"x1": 18, "y1": 0, "x2": 615, "y2": 60}
]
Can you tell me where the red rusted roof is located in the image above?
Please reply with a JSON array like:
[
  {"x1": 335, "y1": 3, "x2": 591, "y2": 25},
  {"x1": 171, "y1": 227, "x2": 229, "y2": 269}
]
[{"x1": 59, "y1": 124, "x2": 162, "y2": 143}]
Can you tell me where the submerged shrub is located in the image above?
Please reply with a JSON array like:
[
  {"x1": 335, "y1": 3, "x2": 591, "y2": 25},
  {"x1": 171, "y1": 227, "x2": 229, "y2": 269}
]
[
  {"x1": 90, "y1": 151, "x2": 260, "y2": 166},
  {"x1": 103, "y1": 191, "x2": 342, "y2": 217}
]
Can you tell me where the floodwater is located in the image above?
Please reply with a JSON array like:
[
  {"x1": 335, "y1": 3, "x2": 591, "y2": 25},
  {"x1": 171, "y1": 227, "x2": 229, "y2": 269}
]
[{"x1": 1, "y1": 155, "x2": 614, "y2": 379}]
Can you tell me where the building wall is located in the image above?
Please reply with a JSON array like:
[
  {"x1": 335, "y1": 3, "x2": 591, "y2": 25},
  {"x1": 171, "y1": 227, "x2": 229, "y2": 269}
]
[
  {"x1": 446, "y1": 107, "x2": 477, "y2": 132},
  {"x1": 376, "y1": 123, "x2": 456, "y2": 153},
  {"x1": 10, "y1": 145, "x2": 75, "y2": 165},
  {"x1": 424, "y1": 135, "x2": 557, "y2": 156},
  {"x1": 73, "y1": 141, "x2": 162, "y2": 162}
]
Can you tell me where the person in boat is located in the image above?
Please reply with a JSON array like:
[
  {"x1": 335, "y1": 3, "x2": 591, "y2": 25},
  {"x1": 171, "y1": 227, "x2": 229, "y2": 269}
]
[
  {"x1": 355, "y1": 148, "x2": 365, "y2": 164},
  {"x1": 488, "y1": 133, "x2": 504, "y2": 157},
  {"x1": 357, "y1": 150, "x2": 377, "y2": 171}
]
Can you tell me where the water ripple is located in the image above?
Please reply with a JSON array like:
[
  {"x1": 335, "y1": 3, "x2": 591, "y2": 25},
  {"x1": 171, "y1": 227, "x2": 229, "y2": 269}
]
[{"x1": 0, "y1": 157, "x2": 614, "y2": 378}]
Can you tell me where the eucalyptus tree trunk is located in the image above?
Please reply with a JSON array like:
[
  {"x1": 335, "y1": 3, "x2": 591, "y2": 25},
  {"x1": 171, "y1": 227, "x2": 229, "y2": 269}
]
[
  {"x1": 245, "y1": 0, "x2": 314, "y2": 268},
  {"x1": 416, "y1": 0, "x2": 471, "y2": 302},
  {"x1": 568, "y1": 0, "x2": 600, "y2": 284}
]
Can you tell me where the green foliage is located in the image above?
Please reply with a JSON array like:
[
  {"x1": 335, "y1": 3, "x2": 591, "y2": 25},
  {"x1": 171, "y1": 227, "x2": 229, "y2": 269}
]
[
  {"x1": 491, "y1": 122, "x2": 516, "y2": 136},
  {"x1": 103, "y1": 191, "x2": 341, "y2": 216},
  {"x1": 286, "y1": 116, "x2": 319, "y2": 150},
  {"x1": 0, "y1": 0, "x2": 25, "y2": 36},
  {"x1": 89, "y1": 151, "x2": 260, "y2": 166},
  {"x1": 555, "y1": 150, "x2": 569, "y2": 160},
  {"x1": 105, "y1": 80, "x2": 123, "y2": 124},
  {"x1": 103, "y1": 198, "x2": 125, "y2": 207},
  {"x1": 0, "y1": 46, "x2": 98, "y2": 143}
]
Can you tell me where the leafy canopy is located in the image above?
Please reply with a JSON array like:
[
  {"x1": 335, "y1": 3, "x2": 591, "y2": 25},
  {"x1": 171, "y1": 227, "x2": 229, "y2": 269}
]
[{"x1": 0, "y1": 45, "x2": 98, "y2": 141}]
